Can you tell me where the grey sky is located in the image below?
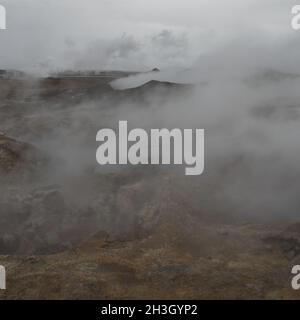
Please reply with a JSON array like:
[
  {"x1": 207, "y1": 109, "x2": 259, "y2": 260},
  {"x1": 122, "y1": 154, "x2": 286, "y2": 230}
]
[{"x1": 0, "y1": 0, "x2": 298, "y2": 72}]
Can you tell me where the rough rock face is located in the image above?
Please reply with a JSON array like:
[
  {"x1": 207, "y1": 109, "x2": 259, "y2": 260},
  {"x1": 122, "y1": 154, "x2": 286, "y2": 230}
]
[
  {"x1": 0, "y1": 175, "x2": 184, "y2": 254},
  {"x1": 0, "y1": 133, "x2": 47, "y2": 175},
  {"x1": 264, "y1": 223, "x2": 300, "y2": 261},
  {"x1": 0, "y1": 184, "x2": 113, "y2": 255},
  {"x1": 0, "y1": 168, "x2": 200, "y2": 255}
]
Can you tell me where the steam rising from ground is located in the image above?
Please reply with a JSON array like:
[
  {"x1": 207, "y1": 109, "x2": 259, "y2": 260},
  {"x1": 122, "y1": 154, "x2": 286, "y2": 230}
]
[
  {"x1": 0, "y1": 74, "x2": 299, "y2": 255},
  {"x1": 3, "y1": 57, "x2": 300, "y2": 223},
  {"x1": 110, "y1": 65, "x2": 300, "y2": 220},
  {"x1": 1, "y1": 0, "x2": 300, "y2": 255}
]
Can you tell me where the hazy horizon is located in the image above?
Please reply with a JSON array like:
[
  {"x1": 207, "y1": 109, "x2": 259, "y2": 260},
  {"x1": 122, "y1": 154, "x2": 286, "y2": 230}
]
[{"x1": 0, "y1": 0, "x2": 298, "y2": 75}]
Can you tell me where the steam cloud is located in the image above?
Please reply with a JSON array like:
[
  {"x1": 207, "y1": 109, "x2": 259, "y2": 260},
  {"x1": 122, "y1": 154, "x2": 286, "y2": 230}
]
[{"x1": 0, "y1": 0, "x2": 300, "y2": 255}]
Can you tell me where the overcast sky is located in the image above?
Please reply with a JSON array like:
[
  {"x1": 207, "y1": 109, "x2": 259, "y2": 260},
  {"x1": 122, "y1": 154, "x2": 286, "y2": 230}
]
[{"x1": 0, "y1": 0, "x2": 298, "y2": 73}]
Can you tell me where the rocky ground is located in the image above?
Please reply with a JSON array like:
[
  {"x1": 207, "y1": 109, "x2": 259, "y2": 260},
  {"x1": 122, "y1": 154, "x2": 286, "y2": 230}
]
[
  {"x1": 1, "y1": 221, "x2": 300, "y2": 299},
  {"x1": 0, "y1": 74, "x2": 300, "y2": 299}
]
